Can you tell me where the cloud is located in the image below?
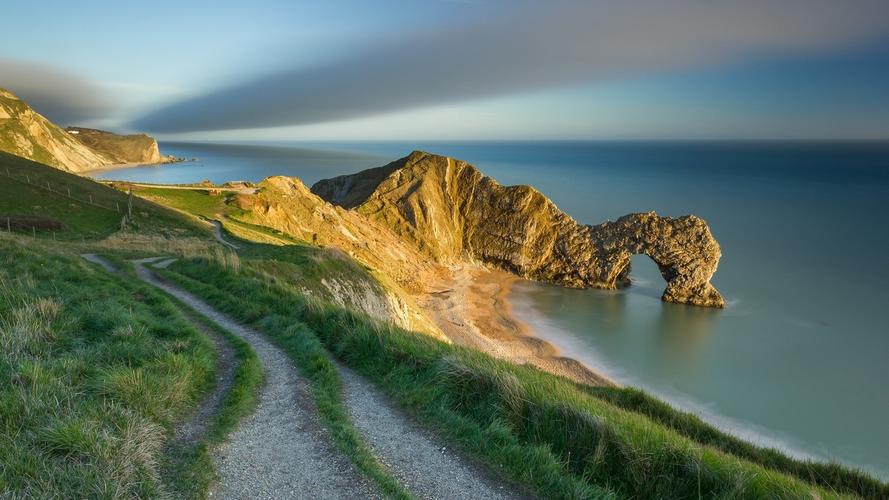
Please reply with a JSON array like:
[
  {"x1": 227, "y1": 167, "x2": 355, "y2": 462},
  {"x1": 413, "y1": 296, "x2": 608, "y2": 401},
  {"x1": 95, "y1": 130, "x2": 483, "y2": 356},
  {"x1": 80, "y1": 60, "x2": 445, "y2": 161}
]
[
  {"x1": 132, "y1": 0, "x2": 889, "y2": 133},
  {"x1": 0, "y1": 58, "x2": 115, "y2": 125}
]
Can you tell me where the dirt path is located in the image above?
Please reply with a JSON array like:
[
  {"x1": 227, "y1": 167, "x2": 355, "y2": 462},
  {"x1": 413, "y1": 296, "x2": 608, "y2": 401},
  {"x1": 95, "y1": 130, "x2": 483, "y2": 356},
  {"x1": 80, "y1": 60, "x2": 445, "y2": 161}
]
[
  {"x1": 338, "y1": 363, "x2": 529, "y2": 500},
  {"x1": 85, "y1": 254, "x2": 530, "y2": 499},
  {"x1": 80, "y1": 255, "x2": 238, "y2": 448},
  {"x1": 129, "y1": 258, "x2": 379, "y2": 499},
  {"x1": 210, "y1": 220, "x2": 240, "y2": 250}
]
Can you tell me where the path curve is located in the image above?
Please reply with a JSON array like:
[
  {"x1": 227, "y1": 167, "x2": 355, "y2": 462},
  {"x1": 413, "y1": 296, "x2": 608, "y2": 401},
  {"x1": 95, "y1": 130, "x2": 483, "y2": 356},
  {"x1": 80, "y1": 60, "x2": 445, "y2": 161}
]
[
  {"x1": 130, "y1": 258, "x2": 378, "y2": 499},
  {"x1": 338, "y1": 364, "x2": 528, "y2": 500},
  {"x1": 209, "y1": 220, "x2": 240, "y2": 250}
]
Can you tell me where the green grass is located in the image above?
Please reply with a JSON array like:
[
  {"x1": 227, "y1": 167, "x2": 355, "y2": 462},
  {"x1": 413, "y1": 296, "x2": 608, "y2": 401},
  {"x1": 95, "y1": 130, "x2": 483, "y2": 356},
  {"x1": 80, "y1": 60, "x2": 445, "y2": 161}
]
[
  {"x1": 132, "y1": 187, "x2": 236, "y2": 220},
  {"x1": 0, "y1": 152, "x2": 209, "y2": 240},
  {"x1": 0, "y1": 235, "x2": 217, "y2": 497},
  {"x1": 130, "y1": 185, "x2": 310, "y2": 247},
  {"x1": 100, "y1": 257, "x2": 265, "y2": 499},
  {"x1": 160, "y1": 254, "x2": 887, "y2": 499}
]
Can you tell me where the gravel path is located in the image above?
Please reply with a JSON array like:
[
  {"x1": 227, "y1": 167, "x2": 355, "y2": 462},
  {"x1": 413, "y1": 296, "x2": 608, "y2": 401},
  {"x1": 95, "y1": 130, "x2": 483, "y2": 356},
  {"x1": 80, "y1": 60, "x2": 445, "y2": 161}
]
[
  {"x1": 210, "y1": 220, "x2": 240, "y2": 250},
  {"x1": 130, "y1": 258, "x2": 379, "y2": 499},
  {"x1": 79, "y1": 253, "x2": 116, "y2": 273},
  {"x1": 338, "y1": 364, "x2": 529, "y2": 500},
  {"x1": 86, "y1": 254, "x2": 529, "y2": 499}
]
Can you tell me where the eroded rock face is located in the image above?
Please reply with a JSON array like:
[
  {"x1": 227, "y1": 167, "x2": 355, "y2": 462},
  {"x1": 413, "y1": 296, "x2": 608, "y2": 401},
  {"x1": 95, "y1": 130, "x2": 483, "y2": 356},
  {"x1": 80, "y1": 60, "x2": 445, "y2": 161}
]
[
  {"x1": 65, "y1": 127, "x2": 163, "y2": 165},
  {"x1": 313, "y1": 151, "x2": 725, "y2": 307}
]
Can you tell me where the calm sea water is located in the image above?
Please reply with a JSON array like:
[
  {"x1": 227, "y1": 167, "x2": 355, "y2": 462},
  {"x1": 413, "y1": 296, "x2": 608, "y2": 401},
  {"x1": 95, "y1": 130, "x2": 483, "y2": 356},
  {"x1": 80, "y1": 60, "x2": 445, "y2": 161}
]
[{"x1": 98, "y1": 141, "x2": 889, "y2": 478}]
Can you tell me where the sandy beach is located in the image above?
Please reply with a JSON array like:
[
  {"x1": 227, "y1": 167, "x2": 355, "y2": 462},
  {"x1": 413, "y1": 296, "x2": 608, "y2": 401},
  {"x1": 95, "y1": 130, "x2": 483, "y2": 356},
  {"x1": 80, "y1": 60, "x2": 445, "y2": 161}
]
[{"x1": 418, "y1": 264, "x2": 615, "y2": 387}]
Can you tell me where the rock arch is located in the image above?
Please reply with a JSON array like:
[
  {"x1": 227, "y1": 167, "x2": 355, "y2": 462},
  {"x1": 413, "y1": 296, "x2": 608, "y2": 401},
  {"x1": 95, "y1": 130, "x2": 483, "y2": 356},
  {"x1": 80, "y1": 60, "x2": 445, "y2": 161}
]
[{"x1": 589, "y1": 212, "x2": 725, "y2": 308}]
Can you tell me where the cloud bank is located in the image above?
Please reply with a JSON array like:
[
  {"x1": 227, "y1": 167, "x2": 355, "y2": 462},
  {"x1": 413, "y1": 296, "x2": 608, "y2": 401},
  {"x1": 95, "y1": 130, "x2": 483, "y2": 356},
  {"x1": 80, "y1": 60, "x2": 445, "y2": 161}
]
[
  {"x1": 0, "y1": 59, "x2": 114, "y2": 125},
  {"x1": 132, "y1": 0, "x2": 889, "y2": 133}
]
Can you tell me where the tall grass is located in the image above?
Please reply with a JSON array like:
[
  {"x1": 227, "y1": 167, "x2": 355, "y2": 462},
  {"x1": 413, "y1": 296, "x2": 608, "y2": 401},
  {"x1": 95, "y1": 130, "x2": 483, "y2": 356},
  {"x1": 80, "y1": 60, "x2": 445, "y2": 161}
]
[
  {"x1": 162, "y1": 256, "x2": 887, "y2": 499},
  {"x1": 0, "y1": 236, "x2": 216, "y2": 498}
]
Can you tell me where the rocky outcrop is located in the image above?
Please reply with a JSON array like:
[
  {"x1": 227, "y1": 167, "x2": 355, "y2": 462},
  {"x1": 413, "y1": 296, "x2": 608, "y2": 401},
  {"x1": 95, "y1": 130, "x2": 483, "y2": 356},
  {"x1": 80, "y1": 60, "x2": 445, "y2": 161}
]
[
  {"x1": 65, "y1": 127, "x2": 163, "y2": 165},
  {"x1": 313, "y1": 151, "x2": 724, "y2": 307},
  {"x1": 0, "y1": 88, "x2": 169, "y2": 173}
]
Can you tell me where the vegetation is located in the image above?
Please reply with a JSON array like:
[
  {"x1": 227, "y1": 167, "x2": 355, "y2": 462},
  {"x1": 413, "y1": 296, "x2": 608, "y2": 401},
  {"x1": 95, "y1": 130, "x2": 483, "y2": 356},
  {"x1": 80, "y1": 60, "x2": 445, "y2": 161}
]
[
  {"x1": 2, "y1": 155, "x2": 886, "y2": 498},
  {"x1": 0, "y1": 235, "x2": 218, "y2": 497},
  {"x1": 0, "y1": 152, "x2": 208, "y2": 240},
  {"x1": 159, "y1": 253, "x2": 887, "y2": 499}
]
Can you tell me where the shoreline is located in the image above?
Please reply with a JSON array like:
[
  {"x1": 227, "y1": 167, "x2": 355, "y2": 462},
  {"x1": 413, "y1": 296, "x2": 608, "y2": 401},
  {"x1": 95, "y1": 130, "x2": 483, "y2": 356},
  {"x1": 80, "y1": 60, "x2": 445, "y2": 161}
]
[
  {"x1": 418, "y1": 265, "x2": 616, "y2": 388},
  {"x1": 81, "y1": 157, "x2": 187, "y2": 175}
]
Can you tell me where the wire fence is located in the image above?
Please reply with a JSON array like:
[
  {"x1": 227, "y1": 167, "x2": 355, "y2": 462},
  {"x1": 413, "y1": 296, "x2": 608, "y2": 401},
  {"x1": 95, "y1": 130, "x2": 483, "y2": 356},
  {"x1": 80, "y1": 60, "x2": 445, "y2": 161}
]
[
  {"x1": 1, "y1": 166, "x2": 129, "y2": 241},
  {"x1": 1, "y1": 166, "x2": 125, "y2": 214}
]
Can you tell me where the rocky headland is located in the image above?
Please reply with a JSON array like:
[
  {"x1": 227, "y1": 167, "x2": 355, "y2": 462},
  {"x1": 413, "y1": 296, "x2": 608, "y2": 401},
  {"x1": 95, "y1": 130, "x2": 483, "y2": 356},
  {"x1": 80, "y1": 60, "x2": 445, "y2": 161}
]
[
  {"x1": 226, "y1": 151, "x2": 725, "y2": 385},
  {"x1": 312, "y1": 151, "x2": 724, "y2": 307}
]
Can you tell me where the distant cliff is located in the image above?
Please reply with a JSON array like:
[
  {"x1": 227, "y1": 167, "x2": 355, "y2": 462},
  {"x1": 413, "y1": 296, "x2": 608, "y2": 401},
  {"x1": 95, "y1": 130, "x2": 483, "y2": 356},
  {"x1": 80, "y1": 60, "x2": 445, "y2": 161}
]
[
  {"x1": 65, "y1": 127, "x2": 163, "y2": 165},
  {"x1": 313, "y1": 151, "x2": 724, "y2": 307},
  {"x1": 0, "y1": 88, "x2": 168, "y2": 173}
]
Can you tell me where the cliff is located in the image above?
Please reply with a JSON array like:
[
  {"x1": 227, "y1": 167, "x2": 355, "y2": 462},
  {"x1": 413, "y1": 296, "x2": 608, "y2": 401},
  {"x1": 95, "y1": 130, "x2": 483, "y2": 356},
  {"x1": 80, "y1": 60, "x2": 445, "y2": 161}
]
[
  {"x1": 313, "y1": 151, "x2": 724, "y2": 307},
  {"x1": 0, "y1": 88, "x2": 167, "y2": 172},
  {"x1": 66, "y1": 127, "x2": 163, "y2": 165},
  {"x1": 0, "y1": 88, "x2": 108, "y2": 172}
]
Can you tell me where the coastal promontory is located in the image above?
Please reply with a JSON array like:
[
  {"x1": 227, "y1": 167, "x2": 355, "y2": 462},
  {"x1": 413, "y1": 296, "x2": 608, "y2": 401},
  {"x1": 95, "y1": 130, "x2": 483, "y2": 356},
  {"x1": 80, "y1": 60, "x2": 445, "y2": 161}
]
[{"x1": 313, "y1": 151, "x2": 725, "y2": 307}]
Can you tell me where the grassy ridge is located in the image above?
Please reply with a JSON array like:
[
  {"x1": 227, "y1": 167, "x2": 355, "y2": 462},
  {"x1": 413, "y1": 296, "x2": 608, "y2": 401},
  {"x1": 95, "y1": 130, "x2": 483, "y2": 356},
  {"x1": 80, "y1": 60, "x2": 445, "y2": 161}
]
[
  {"x1": 0, "y1": 152, "x2": 208, "y2": 240},
  {"x1": 0, "y1": 236, "x2": 216, "y2": 497},
  {"x1": 160, "y1": 255, "x2": 885, "y2": 499}
]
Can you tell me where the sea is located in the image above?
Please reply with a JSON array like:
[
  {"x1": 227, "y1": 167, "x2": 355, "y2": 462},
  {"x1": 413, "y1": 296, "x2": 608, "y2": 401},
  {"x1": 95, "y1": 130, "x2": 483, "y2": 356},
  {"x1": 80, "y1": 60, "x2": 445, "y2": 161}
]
[{"x1": 96, "y1": 140, "x2": 889, "y2": 478}]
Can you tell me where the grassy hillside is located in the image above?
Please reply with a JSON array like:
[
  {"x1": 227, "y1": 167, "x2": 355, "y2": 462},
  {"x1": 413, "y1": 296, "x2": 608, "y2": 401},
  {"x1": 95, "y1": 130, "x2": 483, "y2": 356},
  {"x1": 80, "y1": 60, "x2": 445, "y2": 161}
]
[
  {"x1": 136, "y1": 177, "x2": 888, "y2": 498},
  {"x1": 0, "y1": 152, "x2": 207, "y2": 240},
  {"x1": 1, "y1": 162, "x2": 885, "y2": 498},
  {"x1": 159, "y1": 252, "x2": 887, "y2": 499},
  {"x1": 0, "y1": 235, "x2": 217, "y2": 497}
]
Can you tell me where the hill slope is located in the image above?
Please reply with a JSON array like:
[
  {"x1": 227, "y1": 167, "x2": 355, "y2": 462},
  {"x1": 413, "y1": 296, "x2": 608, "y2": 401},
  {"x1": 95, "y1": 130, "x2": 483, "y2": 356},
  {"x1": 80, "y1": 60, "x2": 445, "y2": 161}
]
[
  {"x1": 0, "y1": 88, "x2": 109, "y2": 172},
  {"x1": 0, "y1": 88, "x2": 168, "y2": 172},
  {"x1": 313, "y1": 151, "x2": 725, "y2": 307}
]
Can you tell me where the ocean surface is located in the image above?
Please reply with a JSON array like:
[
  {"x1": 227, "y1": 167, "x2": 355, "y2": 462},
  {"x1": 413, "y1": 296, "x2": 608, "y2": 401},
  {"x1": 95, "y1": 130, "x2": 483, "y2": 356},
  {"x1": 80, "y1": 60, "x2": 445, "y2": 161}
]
[{"x1": 97, "y1": 140, "x2": 889, "y2": 478}]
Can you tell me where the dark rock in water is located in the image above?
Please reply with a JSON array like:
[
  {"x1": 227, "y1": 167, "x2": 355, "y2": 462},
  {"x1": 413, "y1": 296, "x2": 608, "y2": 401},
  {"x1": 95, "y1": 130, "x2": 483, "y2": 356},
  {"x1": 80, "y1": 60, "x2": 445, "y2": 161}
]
[{"x1": 313, "y1": 151, "x2": 725, "y2": 308}]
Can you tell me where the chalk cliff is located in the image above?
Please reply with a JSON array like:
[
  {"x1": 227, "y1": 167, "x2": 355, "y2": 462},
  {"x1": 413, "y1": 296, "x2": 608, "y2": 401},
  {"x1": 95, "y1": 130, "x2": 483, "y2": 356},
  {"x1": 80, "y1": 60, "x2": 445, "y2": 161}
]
[{"x1": 313, "y1": 151, "x2": 724, "y2": 307}]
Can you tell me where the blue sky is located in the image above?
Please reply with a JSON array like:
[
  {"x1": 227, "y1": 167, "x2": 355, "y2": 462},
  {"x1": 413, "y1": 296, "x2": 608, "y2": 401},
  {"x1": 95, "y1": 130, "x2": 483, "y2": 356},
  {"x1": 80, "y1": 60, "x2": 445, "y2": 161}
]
[{"x1": 2, "y1": 0, "x2": 889, "y2": 140}]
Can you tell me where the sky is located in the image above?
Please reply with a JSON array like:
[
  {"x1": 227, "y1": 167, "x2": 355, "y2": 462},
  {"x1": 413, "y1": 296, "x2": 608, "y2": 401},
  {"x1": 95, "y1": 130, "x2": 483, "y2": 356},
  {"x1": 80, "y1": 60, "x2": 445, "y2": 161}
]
[{"x1": 2, "y1": 0, "x2": 889, "y2": 140}]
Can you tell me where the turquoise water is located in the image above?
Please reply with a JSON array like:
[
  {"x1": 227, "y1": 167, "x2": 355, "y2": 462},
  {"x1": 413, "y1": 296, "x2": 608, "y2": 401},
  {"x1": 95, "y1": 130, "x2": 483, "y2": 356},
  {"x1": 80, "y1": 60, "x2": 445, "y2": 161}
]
[{"x1": 98, "y1": 141, "x2": 889, "y2": 478}]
